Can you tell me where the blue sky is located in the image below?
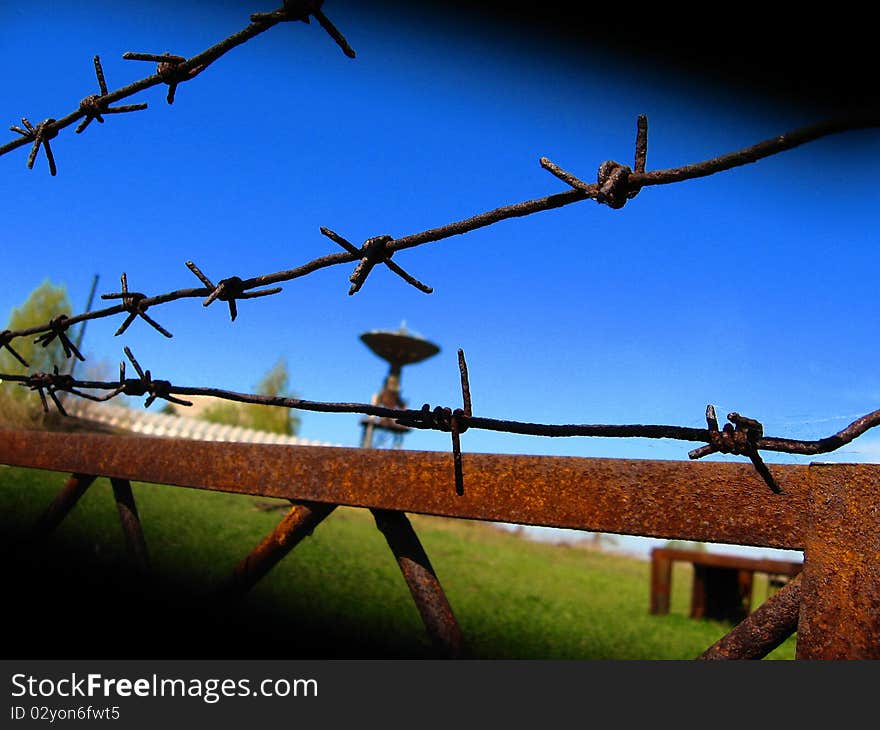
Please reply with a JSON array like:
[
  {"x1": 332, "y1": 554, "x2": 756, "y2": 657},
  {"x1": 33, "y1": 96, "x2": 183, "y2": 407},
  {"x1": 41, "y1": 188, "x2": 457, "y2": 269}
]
[{"x1": 2, "y1": 3, "x2": 878, "y2": 556}]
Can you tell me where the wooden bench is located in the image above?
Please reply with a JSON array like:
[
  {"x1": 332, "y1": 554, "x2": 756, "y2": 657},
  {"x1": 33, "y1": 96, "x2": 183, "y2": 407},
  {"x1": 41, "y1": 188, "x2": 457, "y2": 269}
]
[{"x1": 650, "y1": 547, "x2": 802, "y2": 623}]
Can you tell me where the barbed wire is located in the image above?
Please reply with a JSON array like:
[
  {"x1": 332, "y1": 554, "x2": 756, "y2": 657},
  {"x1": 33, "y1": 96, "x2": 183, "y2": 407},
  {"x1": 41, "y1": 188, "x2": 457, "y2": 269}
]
[
  {"x1": 4, "y1": 347, "x2": 879, "y2": 495},
  {"x1": 4, "y1": 4, "x2": 879, "y2": 497},
  {"x1": 2, "y1": 114, "x2": 878, "y2": 345},
  {"x1": 0, "y1": 1, "x2": 354, "y2": 175}
]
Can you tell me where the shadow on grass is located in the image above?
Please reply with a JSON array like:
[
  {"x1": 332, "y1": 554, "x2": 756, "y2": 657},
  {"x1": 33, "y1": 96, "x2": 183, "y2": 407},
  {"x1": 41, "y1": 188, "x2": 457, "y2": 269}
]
[{"x1": 0, "y1": 532, "x2": 437, "y2": 660}]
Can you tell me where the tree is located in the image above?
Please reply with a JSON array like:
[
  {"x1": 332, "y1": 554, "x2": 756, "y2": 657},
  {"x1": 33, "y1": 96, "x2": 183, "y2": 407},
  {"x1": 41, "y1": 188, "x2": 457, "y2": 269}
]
[
  {"x1": 200, "y1": 358, "x2": 301, "y2": 436},
  {"x1": 249, "y1": 359, "x2": 301, "y2": 435}
]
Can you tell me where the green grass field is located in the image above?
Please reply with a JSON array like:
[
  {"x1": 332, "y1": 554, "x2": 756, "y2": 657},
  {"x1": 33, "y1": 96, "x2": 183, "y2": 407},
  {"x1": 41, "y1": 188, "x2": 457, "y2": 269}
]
[{"x1": 0, "y1": 464, "x2": 795, "y2": 659}]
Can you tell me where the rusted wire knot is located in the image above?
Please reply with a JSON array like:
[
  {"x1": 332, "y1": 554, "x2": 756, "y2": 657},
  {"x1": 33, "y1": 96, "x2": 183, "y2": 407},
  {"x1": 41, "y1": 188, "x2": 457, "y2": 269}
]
[
  {"x1": 185, "y1": 261, "x2": 282, "y2": 322},
  {"x1": 540, "y1": 114, "x2": 648, "y2": 209},
  {"x1": 101, "y1": 273, "x2": 172, "y2": 338},
  {"x1": 34, "y1": 315, "x2": 84, "y2": 362},
  {"x1": 119, "y1": 347, "x2": 192, "y2": 409},
  {"x1": 78, "y1": 96, "x2": 104, "y2": 119},
  {"x1": 2, "y1": 366, "x2": 121, "y2": 411},
  {"x1": 76, "y1": 56, "x2": 148, "y2": 134},
  {"x1": 122, "y1": 52, "x2": 198, "y2": 104},
  {"x1": 400, "y1": 404, "x2": 457, "y2": 431},
  {"x1": 0, "y1": 330, "x2": 29, "y2": 368},
  {"x1": 20, "y1": 368, "x2": 76, "y2": 415},
  {"x1": 351, "y1": 235, "x2": 396, "y2": 294},
  {"x1": 707, "y1": 417, "x2": 757, "y2": 456},
  {"x1": 10, "y1": 117, "x2": 58, "y2": 176},
  {"x1": 251, "y1": 1, "x2": 356, "y2": 58},
  {"x1": 450, "y1": 408, "x2": 470, "y2": 435},
  {"x1": 689, "y1": 405, "x2": 781, "y2": 494},
  {"x1": 396, "y1": 400, "x2": 471, "y2": 476},
  {"x1": 157, "y1": 54, "x2": 198, "y2": 104},
  {"x1": 596, "y1": 160, "x2": 633, "y2": 209},
  {"x1": 396, "y1": 349, "x2": 473, "y2": 496},
  {"x1": 320, "y1": 227, "x2": 433, "y2": 295}
]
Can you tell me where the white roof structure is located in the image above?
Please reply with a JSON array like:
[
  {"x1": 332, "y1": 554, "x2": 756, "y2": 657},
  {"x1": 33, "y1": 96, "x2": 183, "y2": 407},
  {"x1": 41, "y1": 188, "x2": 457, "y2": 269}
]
[{"x1": 65, "y1": 398, "x2": 341, "y2": 447}]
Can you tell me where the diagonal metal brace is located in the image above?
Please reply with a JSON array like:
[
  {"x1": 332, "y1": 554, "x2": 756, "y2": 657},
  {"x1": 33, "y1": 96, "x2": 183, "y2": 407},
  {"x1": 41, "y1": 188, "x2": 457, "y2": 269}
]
[
  {"x1": 372, "y1": 508, "x2": 463, "y2": 658},
  {"x1": 217, "y1": 500, "x2": 337, "y2": 599},
  {"x1": 699, "y1": 573, "x2": 802, "y2": 659}
]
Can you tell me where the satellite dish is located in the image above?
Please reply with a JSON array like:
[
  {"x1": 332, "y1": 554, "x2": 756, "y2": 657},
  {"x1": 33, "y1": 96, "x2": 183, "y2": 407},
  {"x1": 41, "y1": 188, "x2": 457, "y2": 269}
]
[
  {"x1": 360, "y1": 326, "x2": 440, "y2": 370},
  {"x1": 358, "y1": 325, "x2": 441, "y2": 448}
]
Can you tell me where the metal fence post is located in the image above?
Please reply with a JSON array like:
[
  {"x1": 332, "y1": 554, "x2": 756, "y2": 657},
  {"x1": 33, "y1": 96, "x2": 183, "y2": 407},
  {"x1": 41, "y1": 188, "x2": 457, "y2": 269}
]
[{"x1": 796, "y1": 463, "x2": 880, "y2": 659}]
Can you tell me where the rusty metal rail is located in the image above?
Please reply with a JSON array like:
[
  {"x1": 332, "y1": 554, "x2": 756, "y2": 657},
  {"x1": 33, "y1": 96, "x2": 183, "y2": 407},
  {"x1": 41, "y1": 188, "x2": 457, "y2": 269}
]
[
  {"x1": 0, "y1": 429, "x2": 812, "y2": 546},
  {"x1": 1, "y1": 428, "x2": 877, "y2": 659},
  {"x1": 6, "y1": 347, "x2": 880, "y2": 497}
]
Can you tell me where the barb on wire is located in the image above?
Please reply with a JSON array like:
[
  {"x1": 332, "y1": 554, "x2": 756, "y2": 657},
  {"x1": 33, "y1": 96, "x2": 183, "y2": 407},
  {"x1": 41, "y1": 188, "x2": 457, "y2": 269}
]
[
  {"x1": 633, "y1": 114, "x2": 648, "y2": 174},
  {"x1": 320, "y1": 227, "x2": 433, "y2": 295},
  {"x1": 122, "y1": 52, "x2": 199, "y2": 104},
  {"x1": 77, "y1": 56, "x2": 148, "y2": 133},
  {"x1": 393, "y1": 349, "x2": 472, "y2": 495},
  {"x1": 120, "y1": 347, "x2": 192, "y2": 408},
  {"x1": 185, "y1": 261, "x2": 282, "y2": 321},
  {"x1": 540, "y1": 114, "x2": 648, "y2": 209},
  {"x1": 34, "y1": 315, "x2": 84, "y2": 362},
  {"x1": 13, "y1": 366, "x2": 113, "y2": 416},
  {"x1": 251, "y1": 0, "x2": 356, "y2": 58},
  {"x1": 688, "y1": 406, "x2": 780, "y2": 493},
  {"x1": 21, "y1": 369, "x2": 68, "y2": 416},
  {"x1": 451, "y1": 348, "x2": 472, "y2": 495},
  {"x1": 101, "y1": 273, "x2": 173, "y2": 338},
  {"x1": 10, "y1": 118, "x2": 58, "y2": 175},
  {"x1": 1, "y1": 2, "x2": 356, "y2": 172}
]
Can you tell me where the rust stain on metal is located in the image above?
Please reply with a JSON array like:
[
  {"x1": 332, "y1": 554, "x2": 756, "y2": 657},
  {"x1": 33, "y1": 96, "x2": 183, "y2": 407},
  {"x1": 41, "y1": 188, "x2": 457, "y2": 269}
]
[
  {"x1": 796, "y1": 463, "x2": 880, "y2": 659},
  {"x1": 372, "y1": 509, "x2": 463, "y2": 658},
  {"x1": 219, "y1": 500, "x2": 336, "y2": 599},
  {"x1": 699, "y1": 573, "x2": 802, "y2": 660},
  {"x1": 0, "y1": 430, "x2": 814, "y2": 548}
]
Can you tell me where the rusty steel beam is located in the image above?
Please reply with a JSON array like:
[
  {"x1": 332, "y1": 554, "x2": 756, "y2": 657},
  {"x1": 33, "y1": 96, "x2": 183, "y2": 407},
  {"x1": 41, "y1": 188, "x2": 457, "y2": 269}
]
[
  {"x1": 372, "y1": 509, "x2": 463, "y2": 658},
  {"x1": 698, "y1": 573, "x2": 802, "y2": 660},
  {"x1": 30, "y1": 472, "x2": 97, "y2": 540},
  {"x1": 796, "y1": 463, "x2": 880, "y2": 659},
  {"x1": 109, "y1": 477, "x2": 150, "y2": 574},
  {"x1": 218, "y1": 500, "x2": 337, "y2": 599},
  {"x1": 0, "y1": 430, "x2": 816, "y2": 548}
]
